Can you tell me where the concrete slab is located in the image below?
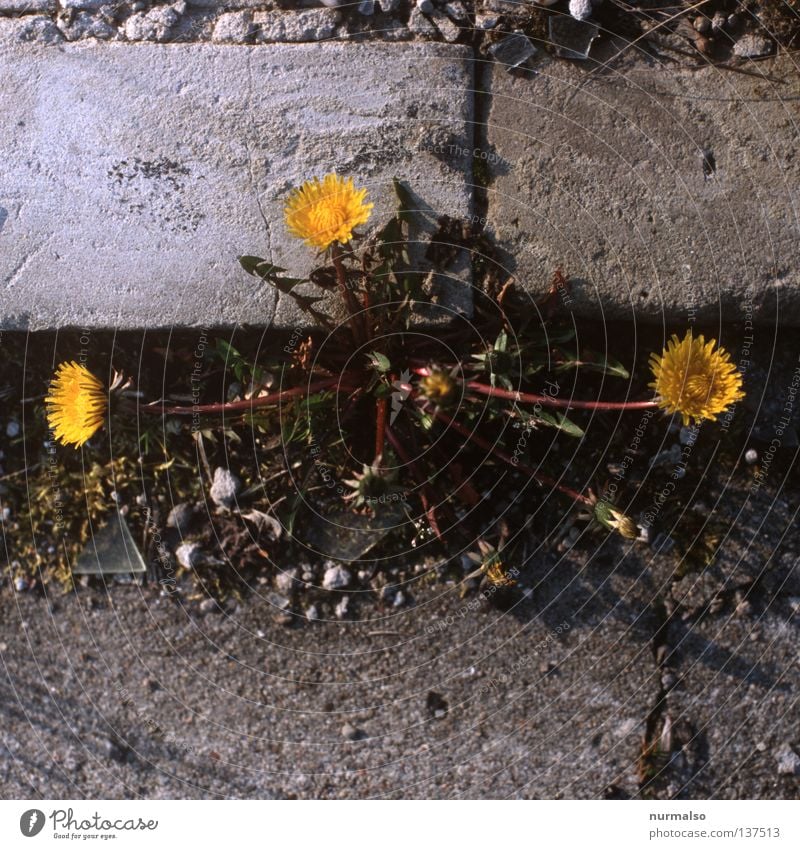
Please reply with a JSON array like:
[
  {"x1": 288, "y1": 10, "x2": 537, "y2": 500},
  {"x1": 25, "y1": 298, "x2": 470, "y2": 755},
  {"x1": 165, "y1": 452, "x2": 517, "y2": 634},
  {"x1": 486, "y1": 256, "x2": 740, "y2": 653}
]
[
  {"x1": 484, "y1": 55, "x2": 800, "y2": 325},
  {"x1": 0, "y1": 42, "x2": 474, "y2": 330}
]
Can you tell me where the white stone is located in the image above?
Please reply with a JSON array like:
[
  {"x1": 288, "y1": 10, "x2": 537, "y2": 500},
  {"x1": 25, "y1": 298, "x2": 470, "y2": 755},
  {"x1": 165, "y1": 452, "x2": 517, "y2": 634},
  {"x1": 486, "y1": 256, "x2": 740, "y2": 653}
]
[
  {"x1": 408, "y1": 7, "x2": 436, "y2": 38},
  {"x1": 0, "y1": 0, "x2": 56, "y2": 11},
  {"x1": 428, "y1": 8, "x2": 460, "y2": 42},
  {"x1": 0, "y1": 43, "x2": 473, "y2": 329},
  {"x1": 569, "y1": 0, "x2": 593, "y2": 20},
  {"x1": 58, "y1": 0, "x2": 109, "y2": 9},
  {"x1": 210, "y1": 467, "x2": 240, "y2": 509},
  {"x1": 124, "y1": 7, "x2": 180, "y2": 42},
  {"x1": 323, "y1": 563, "x2": 351, "y2": 590},
  {"x1": 254, "y1": 10, "x2": 338, "y2": 43},
  {"x1": 211, "y1": 10, "x2": 253, "y2": 44},
  {"x1": 175, "y1": 542, "x2": 202, "y2": 569},
  {"x1": 58, "y1": 11, "x2": 116, "y2": 41},
  {"x1": 0, "y1": 15, "x2": 63, "y2": 43}
]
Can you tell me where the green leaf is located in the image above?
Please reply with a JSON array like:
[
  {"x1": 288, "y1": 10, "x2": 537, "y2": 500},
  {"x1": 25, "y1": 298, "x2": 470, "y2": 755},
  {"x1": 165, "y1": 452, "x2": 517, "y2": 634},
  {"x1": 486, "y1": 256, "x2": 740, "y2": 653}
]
[
  {"x1": 531, "y1": 410, "x2": 585, "y2": 438},
  {"x1": 493, "y1": 329, "x2": 508, "y2": 353},
  {"x1": 215, "y1": 338, "x2": 242, "y2": 362},
  {"x1": 366, "y1": 351, "x2": 391, "y2": 374},
  {"x1": 554, "y1": 348, "x2": 630, "y2": 379}
]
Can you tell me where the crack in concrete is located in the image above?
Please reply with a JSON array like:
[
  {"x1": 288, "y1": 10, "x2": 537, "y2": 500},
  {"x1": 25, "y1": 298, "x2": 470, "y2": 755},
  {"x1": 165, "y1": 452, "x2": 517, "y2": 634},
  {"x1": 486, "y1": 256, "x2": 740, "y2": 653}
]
[
  {"x1": 3, "y1": 243, "x2": 43, "y2": 291},
  {"x1": 244, "y1": 48, "x2": 279, "y2": 330}
]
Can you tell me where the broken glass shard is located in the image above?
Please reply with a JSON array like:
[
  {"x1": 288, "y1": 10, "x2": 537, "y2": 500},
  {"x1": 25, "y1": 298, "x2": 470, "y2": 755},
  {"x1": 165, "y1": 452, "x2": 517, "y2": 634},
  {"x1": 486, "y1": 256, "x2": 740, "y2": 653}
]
[
  {"x1": 549, "y1": 17, "x2": 599, "y2": 60},
  {"x1": 301, "y1": 505, "x2": 406, "y2": 562},
  {"x1": 73, "y1": 512, "x2": 146, "y2": 575},
  {"x1": 488, "y1": 33, "x2": 538, "y2": 70}
]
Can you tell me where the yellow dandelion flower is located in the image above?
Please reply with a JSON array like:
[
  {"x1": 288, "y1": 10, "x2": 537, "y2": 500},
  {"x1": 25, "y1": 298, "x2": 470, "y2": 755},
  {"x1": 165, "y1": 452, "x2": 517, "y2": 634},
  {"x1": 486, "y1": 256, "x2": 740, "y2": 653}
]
[
  {"x1": 284, "y1": 173, "x2": 373, "y2": 251},
  {"x1": 46, "y1": 362, "x2": 107, "y2": 448},
  {"x1": 419, "y1": 370, "x2": 457, "y2": 403},
  {"x1": 485, "y1": 559, "x2": 517, "y2": 588},
  {"x1": 649, "y1": 331, "x2": 744, "y2": 426}
]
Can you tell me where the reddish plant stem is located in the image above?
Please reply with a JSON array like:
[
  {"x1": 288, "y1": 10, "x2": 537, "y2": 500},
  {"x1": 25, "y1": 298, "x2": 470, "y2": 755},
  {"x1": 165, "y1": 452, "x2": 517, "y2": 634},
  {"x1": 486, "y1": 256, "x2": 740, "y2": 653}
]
[
  {"x1": 141, "y1": 378, "x2": 349, "y2": 416},
  {"x1": 384, "y1": 425, "x2": 444, "y2": 540},
  {"x1": 464, "y1": 381, "x2": 659, "y2": 411},
  {"x1": 430, "y1": 406, "x2": 593, "y2": 506},
  {"x1": 374, "y1": 396, "x2": 388, "y2": 465},
  {"x1": 331, "y1": 243, "x2": 365, "y2": 344}
]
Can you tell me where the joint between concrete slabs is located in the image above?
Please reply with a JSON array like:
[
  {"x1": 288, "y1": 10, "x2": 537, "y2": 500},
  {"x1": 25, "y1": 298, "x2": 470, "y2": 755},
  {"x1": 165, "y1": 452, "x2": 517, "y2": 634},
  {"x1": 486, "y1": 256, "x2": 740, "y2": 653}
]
[{"x1": 2, "y1": 42, "x2": 799, "y2": 329}]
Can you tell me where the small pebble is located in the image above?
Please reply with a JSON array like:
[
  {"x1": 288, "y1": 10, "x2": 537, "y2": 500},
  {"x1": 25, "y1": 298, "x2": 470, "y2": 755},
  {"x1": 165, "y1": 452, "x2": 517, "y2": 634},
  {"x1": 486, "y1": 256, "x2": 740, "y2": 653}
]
[
  {"x1": 5, "y1": 420, "x2": 20, "y2": 438},
  {"x1": 693, "y1": 16, "x2": 711, "y2": 34},
  {"x1": 416, "y1": 0, "x2": 434, "y2": 12},
  {"x1": 569, "y1": 0, "x2": 593, "y2": 21},
  {"x1": 774, "y1": 744, "x2": 800, "y2": 776},
  {"x1": 305, "y1": 604, "x2": 320, "y2": 621},
  {"x1": 175, "y1": 542, "x2": 202, "y2": 569},
  {"x1": 199, "y1": 598, "x2": 217, "y2": 614},
  {"x1": 323, "y1": 563, "x2": 351, "y2": 590},
  {"x1": 445, "y1": 1, "x2": 468, "y2": 21},
  {"x1": 166, "y1": 502, "x2": 194, "y2": 535},
  {"x1": 341, "y1": 723, "x2": 364, "y2": 741},
  {"x1": 711, "y1": 11, "x2": 726, "y2": 33},
  {"x1": 335, "y1": 596, "x2": 350, "y2": 619},
  {"x1": 209, "y1": 467, "x2": 241, "y2": 510},
  {"x1": 745, "y1": 448, "x2": 758, "y2": 464},
  {"x1": 733, "y1": 34, "x2": 773, "y2": 59},
  {"x1": 274, "y1": 569, "x2": 298, "y2": 594}
]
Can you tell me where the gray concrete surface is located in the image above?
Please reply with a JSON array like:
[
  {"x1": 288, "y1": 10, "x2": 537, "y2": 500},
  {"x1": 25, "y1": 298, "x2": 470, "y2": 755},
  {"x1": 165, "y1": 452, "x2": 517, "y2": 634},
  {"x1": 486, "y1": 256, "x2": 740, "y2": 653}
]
[
  {"x1": 0, "y1": 582, "x2": 658, "y2": 799},
  {"x1": 484, "y1": 53, "x2": 800, "y2": 325},
  {"x1": 2, "y1": 480, "x2": 797, "y2": 799},
  {"x1": 0, "y1": 42, "x2": 474, "y2": 330}
]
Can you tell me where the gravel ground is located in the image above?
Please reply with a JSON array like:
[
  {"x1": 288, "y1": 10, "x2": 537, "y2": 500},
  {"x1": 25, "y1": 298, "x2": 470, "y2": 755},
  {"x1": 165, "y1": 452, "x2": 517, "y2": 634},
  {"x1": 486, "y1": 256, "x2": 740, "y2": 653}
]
[{"x1": 2, "y1": 460, "x2": 798, "y2": 799}]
